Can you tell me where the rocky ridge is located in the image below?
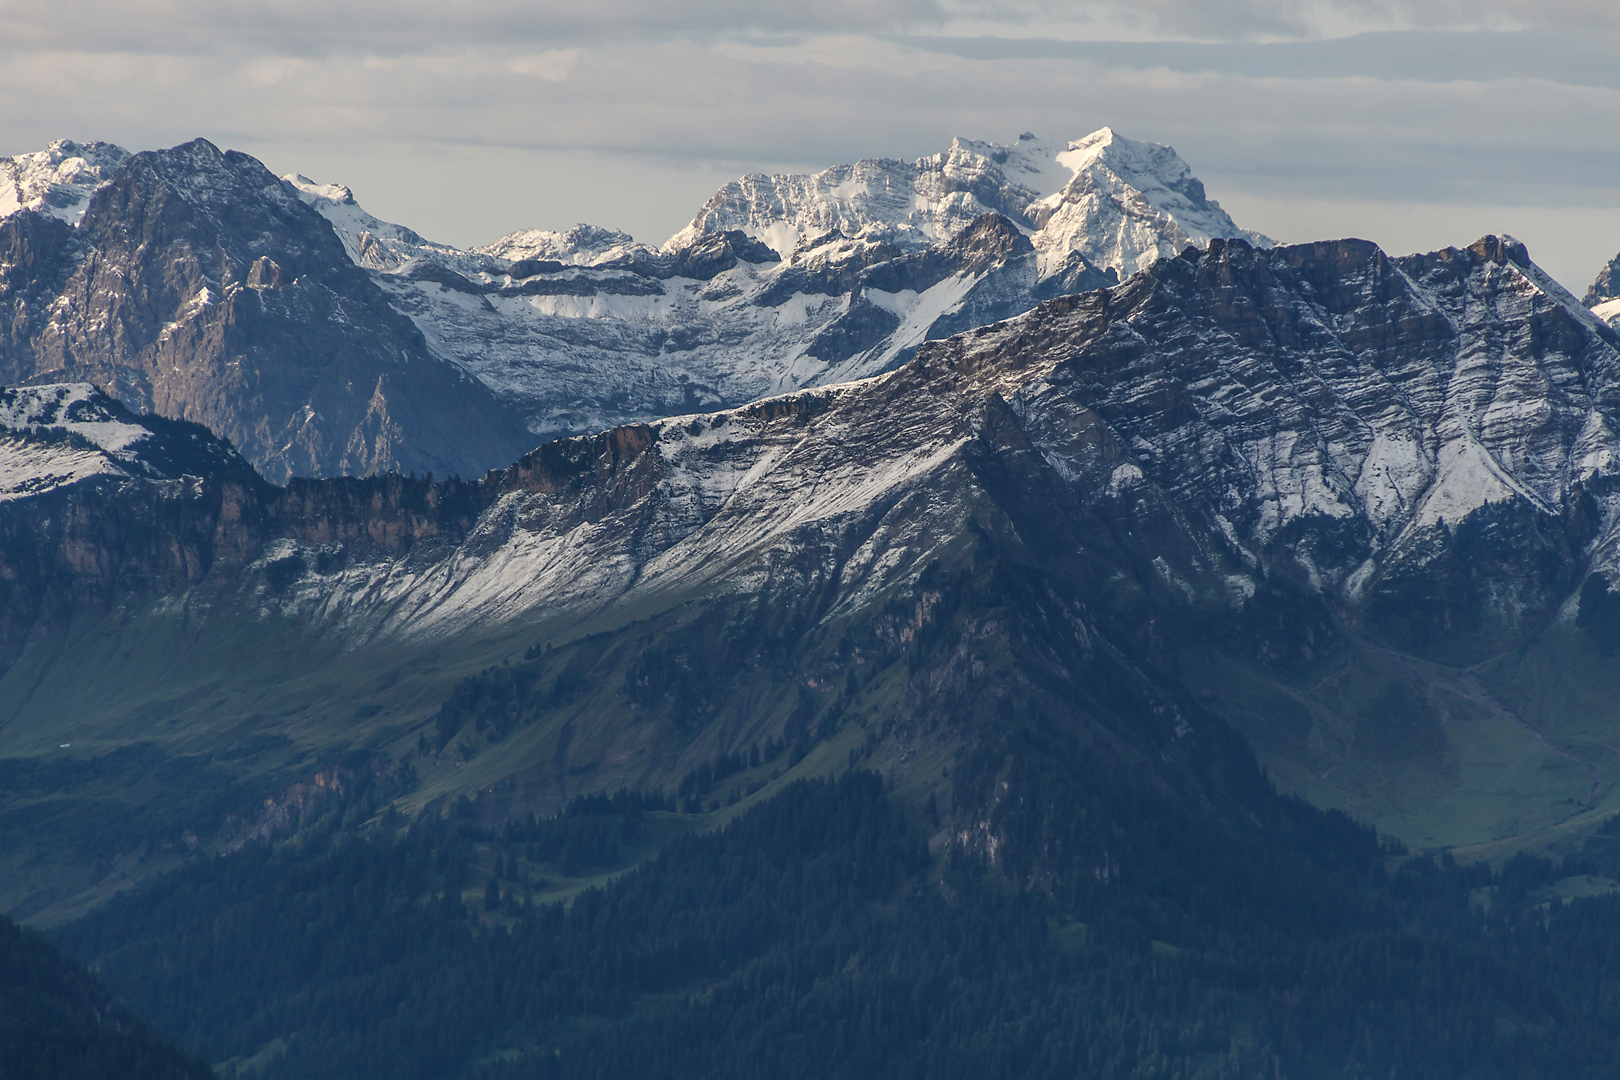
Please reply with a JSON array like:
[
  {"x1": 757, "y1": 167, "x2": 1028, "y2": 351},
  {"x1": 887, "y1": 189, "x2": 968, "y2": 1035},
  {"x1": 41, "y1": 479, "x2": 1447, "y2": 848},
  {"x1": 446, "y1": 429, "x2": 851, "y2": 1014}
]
[
  {"x1": 244, "y1": 233, "x2": 1620, "y2": 656},
  {"x1": 5, "y1": 233, "x2": 1615, "y2": 657}
]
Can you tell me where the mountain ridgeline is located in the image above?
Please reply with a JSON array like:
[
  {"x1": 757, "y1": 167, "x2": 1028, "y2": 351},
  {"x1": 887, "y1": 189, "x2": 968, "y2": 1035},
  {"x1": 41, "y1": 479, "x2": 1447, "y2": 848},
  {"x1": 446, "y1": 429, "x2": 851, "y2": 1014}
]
[
  {"x1": 0, "y1": 129, "x2": 1262, "y2": 480},
  {"x1": 8, "y1": 226, "x2": 1620, "y2": 1076}
]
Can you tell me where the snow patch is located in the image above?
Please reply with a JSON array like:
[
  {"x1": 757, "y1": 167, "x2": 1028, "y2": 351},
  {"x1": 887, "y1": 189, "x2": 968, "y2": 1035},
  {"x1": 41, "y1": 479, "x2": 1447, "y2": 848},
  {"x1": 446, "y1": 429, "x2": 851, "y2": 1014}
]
[{"x1": 0, "y1": 140, "x2": 129, "y2": 225}]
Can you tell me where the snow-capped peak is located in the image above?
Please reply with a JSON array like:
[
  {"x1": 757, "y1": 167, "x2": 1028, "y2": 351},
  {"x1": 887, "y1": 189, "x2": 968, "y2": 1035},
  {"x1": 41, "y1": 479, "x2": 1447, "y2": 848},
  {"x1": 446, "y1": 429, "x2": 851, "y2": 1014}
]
[
  {"x1": 0, "y1": 139, "x2": 130, "y2": 225},
  {"x1": 663, "y1": 127, "x2": 1266, "y2": 279},
  {"x1": 475, "y1": 224, "x2": 656, "y2": 267},
  {"x1": 1032, "y1": 127, "x2": 1273, "y2": 276},
  {"x1": 282, "y1": 171, "x2": 475, "y2": 273},
  {"x1": 286, "y1": 173, "x2": 357, "y2": 206}
]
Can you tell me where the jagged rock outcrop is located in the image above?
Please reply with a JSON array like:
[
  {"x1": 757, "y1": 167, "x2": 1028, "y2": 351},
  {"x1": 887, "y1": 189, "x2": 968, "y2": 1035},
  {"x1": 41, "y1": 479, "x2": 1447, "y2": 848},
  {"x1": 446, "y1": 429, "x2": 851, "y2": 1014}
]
[{"x1": 0, "y1": 140, "x2": 536, "y2": 483}]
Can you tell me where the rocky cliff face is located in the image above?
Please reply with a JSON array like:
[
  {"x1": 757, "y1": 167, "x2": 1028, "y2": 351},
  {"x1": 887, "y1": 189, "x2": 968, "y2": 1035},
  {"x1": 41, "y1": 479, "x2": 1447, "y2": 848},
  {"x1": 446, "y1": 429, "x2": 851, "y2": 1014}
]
[{"x1": 0, "y1": 140, "x2": 536, "y2": 483}]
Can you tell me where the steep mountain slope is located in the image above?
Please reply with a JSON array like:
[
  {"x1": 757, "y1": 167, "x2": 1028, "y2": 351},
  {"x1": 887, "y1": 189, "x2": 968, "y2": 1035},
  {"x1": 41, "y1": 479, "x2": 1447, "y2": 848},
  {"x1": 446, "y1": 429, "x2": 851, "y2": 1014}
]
[
  {"x1": 4, "y1": 234, "x2": 1620, "y2": 924},
  {"x1": 0, "y1": 139, "x2": 536, "y2": 483}
]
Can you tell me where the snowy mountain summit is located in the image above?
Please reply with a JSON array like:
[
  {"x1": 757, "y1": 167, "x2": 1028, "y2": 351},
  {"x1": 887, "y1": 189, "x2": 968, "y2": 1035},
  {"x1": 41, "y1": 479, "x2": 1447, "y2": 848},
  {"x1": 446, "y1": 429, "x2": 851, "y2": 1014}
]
[
  {"x1": 1031, "y1": 127, "x2": 1272, "y2": 275},
  {"x1": 275, "y1": 127, "x2": 1269, "y2": 447},
  {"x1": 668, "y1": 128, "x2": 1270, "y2": 279},
  {"x1": 0, "y1": 139, "x2": 129, "y2": 224}
]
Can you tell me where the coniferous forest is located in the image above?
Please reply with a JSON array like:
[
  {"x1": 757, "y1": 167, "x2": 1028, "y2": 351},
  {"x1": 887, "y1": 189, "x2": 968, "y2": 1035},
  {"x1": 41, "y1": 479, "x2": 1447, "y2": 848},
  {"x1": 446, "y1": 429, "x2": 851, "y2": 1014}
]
[{"x1": 39, "y1": 760, "x2": 1620, "y2": 1080}]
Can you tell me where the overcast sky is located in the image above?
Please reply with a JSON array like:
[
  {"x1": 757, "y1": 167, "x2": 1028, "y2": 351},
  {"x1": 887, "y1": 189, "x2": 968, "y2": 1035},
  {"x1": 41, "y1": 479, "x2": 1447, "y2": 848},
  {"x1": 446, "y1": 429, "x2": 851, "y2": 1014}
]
[{"x1": 2, "y1": 0, "x2": 1617, "y2": 291}]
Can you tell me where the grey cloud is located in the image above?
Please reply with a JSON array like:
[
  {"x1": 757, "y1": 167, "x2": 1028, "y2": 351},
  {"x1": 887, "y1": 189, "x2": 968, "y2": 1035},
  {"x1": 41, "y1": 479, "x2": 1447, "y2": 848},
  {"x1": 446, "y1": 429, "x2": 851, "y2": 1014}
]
[
  {"x1": 0, "y1": 3, "x2": 1616, "y2": 293},
  {"x1": 0, "y1": 0, "x2": 945, "y2": 56},
  {"x1": 940, "y1": 0, "x2": 1620, "y2": 39},
  {"x1": 896, "y1": 29, "x2": 1620, "y2": 90}
]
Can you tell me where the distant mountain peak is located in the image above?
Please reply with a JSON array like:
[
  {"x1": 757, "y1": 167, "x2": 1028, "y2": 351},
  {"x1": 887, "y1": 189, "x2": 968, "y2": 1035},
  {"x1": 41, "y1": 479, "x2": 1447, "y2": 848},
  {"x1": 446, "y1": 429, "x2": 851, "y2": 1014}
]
[
  {"x1": 476, "y1": 223, "x2": 653, "y2": 267},
  {"x1": 1032, "y1": 127, "x2": 1273, "y2": 276},
  {"x1": 664, "y1": 127, "x2": 1265, "y2": 279},
  {"x1": 0, "y1": 138, "x2": 130, "y2": 225},
  {"x1": 283, "y1": 171, "x2": 453, "y2": 271}
]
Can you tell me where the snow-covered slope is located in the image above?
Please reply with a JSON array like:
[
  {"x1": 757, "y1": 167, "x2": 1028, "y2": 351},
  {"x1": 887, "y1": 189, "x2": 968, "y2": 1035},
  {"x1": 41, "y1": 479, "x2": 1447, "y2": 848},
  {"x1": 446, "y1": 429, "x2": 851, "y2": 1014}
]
[
  {"x1": 0, "y1": 383, "x2": 255, "y2": 500},
  {"x1": 0, "y1": 140, "x2": 129, "y2": 225}
]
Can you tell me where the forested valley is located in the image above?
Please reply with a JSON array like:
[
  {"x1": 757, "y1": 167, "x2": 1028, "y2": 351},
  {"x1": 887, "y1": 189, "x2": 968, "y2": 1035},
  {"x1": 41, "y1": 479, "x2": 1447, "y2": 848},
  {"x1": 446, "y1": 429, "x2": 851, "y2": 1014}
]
[{"x1": 44, "y1": 748, "x2": 1620, "y2": 1080}]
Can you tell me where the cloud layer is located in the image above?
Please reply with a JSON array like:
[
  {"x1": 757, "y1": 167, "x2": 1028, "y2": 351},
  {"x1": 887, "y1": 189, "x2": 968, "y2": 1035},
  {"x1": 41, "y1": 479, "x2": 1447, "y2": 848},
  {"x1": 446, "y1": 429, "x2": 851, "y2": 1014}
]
[{"x1": 0, "y1": 1, "x2": 1616, "y2": 289}]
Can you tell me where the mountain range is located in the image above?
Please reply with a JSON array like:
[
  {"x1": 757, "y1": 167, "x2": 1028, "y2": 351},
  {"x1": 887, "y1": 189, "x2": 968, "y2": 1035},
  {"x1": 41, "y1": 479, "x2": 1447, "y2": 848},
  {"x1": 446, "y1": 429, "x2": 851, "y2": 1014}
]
[
  {"x1": 6, "y1": 223, "x2": 1620, "y2": 912},
  {"x1": 0, "y1": 129, "x2": 1263, "y2": 482},
  {"x1": 10, "y1": 125, "x2": 1620, "y2": 1078}
]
